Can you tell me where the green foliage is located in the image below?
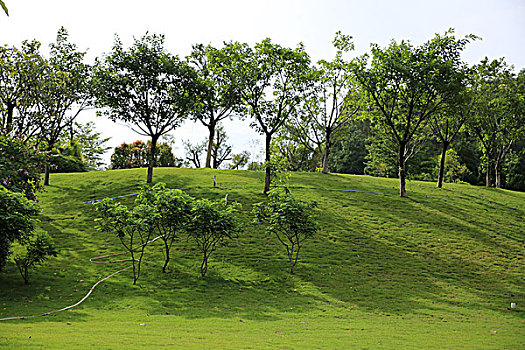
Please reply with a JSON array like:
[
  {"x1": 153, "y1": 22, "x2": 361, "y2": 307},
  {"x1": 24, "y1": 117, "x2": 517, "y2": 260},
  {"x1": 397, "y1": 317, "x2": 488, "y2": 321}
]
[
  {"x1": 505, "y1": 144, "x2": 525, "y2": 191},
  {"x1": 135, "y1": 183, "x2": 194, "y2": 272},
  {"x1": 59, "y1": 121, "x2": 111, "y2": 170},
  {"x1": 272, "y1": 129, "x2": 318, "y2": 172},
  {"x1": 328, "y1": 120, "x2": 369, "y2": 174},
  {"x1": 470, "y1": 59, "x2": 525, "y2": 188},
  {"x1": 228, "y1": 150, "x2": 250, "y2": 170},
  {"x1": 437, "y1": 148, "x2": 470, "y2": 183},
  {"x1": 25, "y1": 28, "x2": 92, "y2": 186},
  {"x1": 14, "y1": 231, "x2": 57, "y2": 284},
  {"x1": 111, "y1": 140, "x2": 180, "y2": 169},
  {"x1": 289, "y1": 39, "x2": 361, "y2": 174},
  {"x1": 253, "y1": 190, "x2": 319, "y2": 274},
  {"x1": 94, "y1": 33, "x2": 202, "y2": 183},
  {"x1": 0, "y1": 40, "x2": 43, "y2": 139},
  {"x1": 94, "y1": 198, "x2": 158, "y2": 284},
  {"x1": 354, "y1": 29, "x2": 476, "y2": 196},
  {"x1": 187, "y1": 43, "x2": 242, "y2": 168},
  {"x1": 0, "y1": 134, "x2": 45, "y2": 200},
  {"x1": 0, "y1": 187, "x2": 39, "y2": 272},
  {"x1": 49, "y1": 142, "x2": 88, "y2": 173},
  {"x1": 224, "y1": 38, "x2": 311, "y2": 193},
  {"x1": 185, "y1": 197, "x2": 241, "y2": 277}
]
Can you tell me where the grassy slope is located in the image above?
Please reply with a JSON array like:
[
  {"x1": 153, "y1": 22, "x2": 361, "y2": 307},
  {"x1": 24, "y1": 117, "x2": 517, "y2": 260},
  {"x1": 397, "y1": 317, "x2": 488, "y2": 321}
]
[{"x1": 0, "y1": 168, "x2": 523, "y2": 349}]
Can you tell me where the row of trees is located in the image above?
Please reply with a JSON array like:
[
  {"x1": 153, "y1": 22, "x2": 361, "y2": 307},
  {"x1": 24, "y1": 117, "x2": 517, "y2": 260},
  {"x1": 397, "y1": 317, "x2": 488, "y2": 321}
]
[
  {"x1": 2, "y1": 27, "x2": 524, "y2": 197},
  {"x1": 95, "y1": 183, "x2": 318, "y2": 283},
  {"x1": 95, "y1": 29, "x2": 525, "y2": 196}
]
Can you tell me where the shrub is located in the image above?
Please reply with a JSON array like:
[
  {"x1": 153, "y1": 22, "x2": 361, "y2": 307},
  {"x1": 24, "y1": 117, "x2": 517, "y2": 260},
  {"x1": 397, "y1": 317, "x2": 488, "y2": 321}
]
[
  {"x1": 0, "y1": 187, "x2": 39, "y2": 272},
  {"x1": 14, "y1": 231, "x2": 58, "y2": 284},
  {"x1": 253, "y1": 190, "x2": 319, "y2": 274}
]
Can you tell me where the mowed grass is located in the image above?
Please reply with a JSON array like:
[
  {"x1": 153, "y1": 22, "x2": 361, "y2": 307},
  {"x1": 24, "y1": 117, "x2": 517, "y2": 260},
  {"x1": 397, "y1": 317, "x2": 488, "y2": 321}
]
[{"x1": 0, "y1": 168, "x2": 524, "y2": 349}]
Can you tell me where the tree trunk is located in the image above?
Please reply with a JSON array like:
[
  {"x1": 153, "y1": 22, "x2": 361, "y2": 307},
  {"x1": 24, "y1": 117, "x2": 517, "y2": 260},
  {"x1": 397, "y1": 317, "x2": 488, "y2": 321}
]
[
  {"x1": 437, "y1": 141, "x2": 449, "y2": 188},
  {"x1": 44, "y1": 164, "x2": 50, "y2": 186},
  {"x1": 162, "y1": 239, "x2": 170, "y2": 273},
  {"x1": 321, "y1": 131, "x2": 332, "y2": 174},
  {"x1": 398, "y1": 141, "x2": 407, "y2": 198},
  {"x1": 494, "y1": 160, "x2": 502, "y2": 189},
  {"x1": 147, "y1": 135, "x2": 159, "y2": 184},
  {"x1": 205, "y1": 120, "x2": 216, "y2": 168},
  {"x1": 289, "y1": 244, "x2": 296, "y2": 274},
  {"x1": 201, "y1": 252, "x2": 208, "y2": 277},
  {"x1": 485, "y1": 158, "x2": 492, "y2": 187},
  {"x1": 264, "y1": 133, "x2": 272, "y2": 194},
  {"x1": 5, "y1": 102, "x2": 14, "y2": 133}
]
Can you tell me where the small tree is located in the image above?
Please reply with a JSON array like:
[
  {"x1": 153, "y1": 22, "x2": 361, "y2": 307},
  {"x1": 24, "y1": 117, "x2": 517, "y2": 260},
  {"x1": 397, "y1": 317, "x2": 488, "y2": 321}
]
[
  {"x1": 136, "y1": 183, "x2": 194, "y2": 273},
  {"x1": 185, "y1": 197, "x2": 241, "y2": 277},
  {"x1": 253, "y1": 190, "x2": 319, "y2": 274},
  {"x1": 14, "y1": 231, "x2": 58, "y2": 284},
  {"x1": 95, "y1": 199, "x2": 158, "y2": 285}
]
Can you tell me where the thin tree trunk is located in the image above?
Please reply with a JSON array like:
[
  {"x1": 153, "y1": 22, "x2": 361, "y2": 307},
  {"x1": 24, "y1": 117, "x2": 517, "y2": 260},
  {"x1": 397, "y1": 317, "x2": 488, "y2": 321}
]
[
  {"x1": 322, "y1": 130, "x2": 332, "y2": 174},
  {"x1": 205, "y1": 120, "x2": 216, "y2": 168},
  {"x1": 398, "y1": 141, "x2": 407, "y2": 198},
  {"x1": 147, "y1": 135, "x2": 159, "y2": 184},
  {"x1": 437, "y1": 141, "x2": 449, "y2": 188},
  {"x1": 201, "y1": 252, "x2": 208, "y2": 277},
  {"x1": 44, "y1": 164, "x2": 50, "y2": 186},
  {"x1": 162, "y1": 239, "x2": 170, "y2": 273},
  {"x1": 494, "y1": 160, "x2": 502, "y2": 188},
  {"x1": 485, "y1": 158, "x2": 492, "y2": 187},
  {"x1": 264, "y1": 133, "x2": 272, "y2": 194},
  {"x1": 5, "y1": 103, "x2": 14, "y2": 133},
  {"x1": 131, "y1": 250, "x2": 137, "y2": 285}
]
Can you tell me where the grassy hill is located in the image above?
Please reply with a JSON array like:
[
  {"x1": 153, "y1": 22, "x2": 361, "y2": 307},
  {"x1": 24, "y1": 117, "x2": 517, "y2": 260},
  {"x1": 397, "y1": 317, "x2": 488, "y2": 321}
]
[{"x1": 0, "y1": 168, "x2": 524, "y2": 349}]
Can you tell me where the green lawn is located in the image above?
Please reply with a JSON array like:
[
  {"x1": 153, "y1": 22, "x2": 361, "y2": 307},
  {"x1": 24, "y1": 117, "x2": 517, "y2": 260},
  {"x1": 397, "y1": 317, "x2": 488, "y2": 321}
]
[{"x1": 1, "y1": 168, "x2": 524, "y2": 349}]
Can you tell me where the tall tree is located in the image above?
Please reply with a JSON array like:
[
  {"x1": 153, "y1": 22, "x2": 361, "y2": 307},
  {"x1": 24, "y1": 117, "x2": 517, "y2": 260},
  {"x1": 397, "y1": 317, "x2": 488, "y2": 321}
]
[
  {"x1": 290, "y1": 33, "x2": 361, "y2": 174},
  {"x1": 0, "y1": 40, "x2": 43, "y2": 140},
  {"x1": 187, "y1": 44, "x2": 241, "y2": 168},
  {"x1": 352, "y1": 29, "x2": 476, "y2": 197},
  {"x1": 32, "y1": 28, "x2": 91, "y2": 185},
  {"x1": 470, "y1": 58, "x2": 525, "y2": 188},
  {"x1": 430, "y1": 71, "x2": 473, "y2": 188},
  {"x1": 226, "y1": 39, "x2": 311, "y2": 193},
  {"x1": 94, "y1": 33, "x2": 201, "y2": 183}
]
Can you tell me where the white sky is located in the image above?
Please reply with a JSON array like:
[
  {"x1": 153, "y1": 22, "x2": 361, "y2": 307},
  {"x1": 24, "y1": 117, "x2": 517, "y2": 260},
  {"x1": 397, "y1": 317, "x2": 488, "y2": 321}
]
[{"x1": 1, "y1": 0, "x2": 524, "y2": 166}]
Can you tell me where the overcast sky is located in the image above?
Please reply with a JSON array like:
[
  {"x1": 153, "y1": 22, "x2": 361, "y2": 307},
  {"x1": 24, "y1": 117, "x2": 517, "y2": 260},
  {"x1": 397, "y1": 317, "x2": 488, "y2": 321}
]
[{"x1": 1, "y1": 0, "x2": 524, "y2": 166}]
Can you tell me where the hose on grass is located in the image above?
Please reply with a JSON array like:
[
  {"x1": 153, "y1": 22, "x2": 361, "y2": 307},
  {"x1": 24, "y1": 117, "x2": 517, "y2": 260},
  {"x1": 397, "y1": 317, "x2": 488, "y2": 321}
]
[{"x1": 0, "y1": 234, "x2": 165, "y2": 322}]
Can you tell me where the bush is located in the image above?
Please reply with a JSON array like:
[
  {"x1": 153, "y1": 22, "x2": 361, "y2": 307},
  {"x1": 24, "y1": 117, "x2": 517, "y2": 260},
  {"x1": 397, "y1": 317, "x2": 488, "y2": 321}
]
[
  {"x1": 49, "y1": 153, "x2": 88, "y2": 173},
  {"x1": 14, "y1": 231, "x2": 58, "y2": 284},
  {"x1": 0, "y1": 187, "x2": 39, "y2": 272},
  {"x1": 0, "y1": 134, "x2": 45, "y2": 200},
  {"x1": 110, "y1": 140, "x2": 181, "y2": 169}
]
